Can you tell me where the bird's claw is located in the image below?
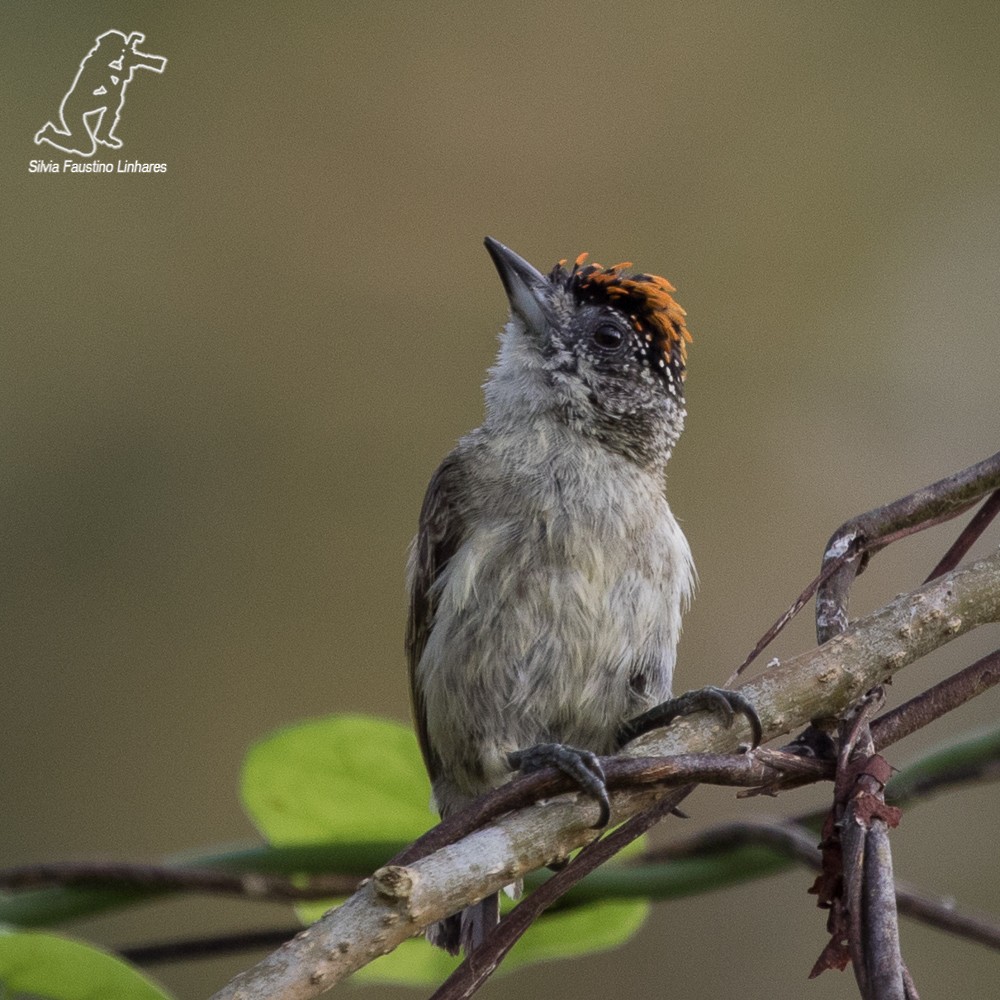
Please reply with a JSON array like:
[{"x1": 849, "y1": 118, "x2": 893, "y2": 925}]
[
  {"x1": 508, "y1": 742, "x2": 611, "y2": 828},
  {"x1": 617, "y1": 685, "x2": 763, "y2": 749}
]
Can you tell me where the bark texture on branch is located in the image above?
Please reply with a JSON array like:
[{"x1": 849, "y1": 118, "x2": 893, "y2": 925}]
[{"x1": 210, "y1": 551, "x2": 1000, "y2": 1000}]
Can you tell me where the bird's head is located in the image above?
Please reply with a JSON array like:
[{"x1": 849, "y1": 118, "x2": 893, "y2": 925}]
[{"x1": 483, "y1": 236, "x2": 691, "y2": 467}]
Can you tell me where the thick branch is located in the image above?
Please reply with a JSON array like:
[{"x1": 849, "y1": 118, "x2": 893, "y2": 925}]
[{"x1": 210, "y1": 552, "x2": 1000, "y2": 1000}]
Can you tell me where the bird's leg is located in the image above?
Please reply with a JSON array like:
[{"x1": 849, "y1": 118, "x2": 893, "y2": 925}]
[
  {"x1": 616, "y1": 686, "x2": 763, "y2": 750},
  {"x1": 508, "y1": 743, "x2": 611, "y2": 828}
]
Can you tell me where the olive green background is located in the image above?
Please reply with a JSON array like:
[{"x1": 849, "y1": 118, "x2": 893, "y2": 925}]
[{"x1": 4, "y1": 2, "x2": 999, "y2": 997}]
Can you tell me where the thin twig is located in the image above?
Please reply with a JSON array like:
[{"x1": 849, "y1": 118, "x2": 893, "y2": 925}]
[
  {"x1": 871, "y1": 647, "x2": 1000, "y2": 751},
  {"x1": 896, "y1": 890, "x2": 1000, "y2": 951},
  {"x1": 924, "y1": 489, "x2": 1000, "y2": 583},
  {"x1": 641, "y1": 819, "x2": 1000, "y2": 954},
  {"x1": 122, "y1": 928, "x2": 301, "y2": 965},
  {"x1": 726, "y1": 545, "x2": 858, "y2": 685},
  {"x1": 0, "y1": 862, "x2": 360, "y2": 901}
]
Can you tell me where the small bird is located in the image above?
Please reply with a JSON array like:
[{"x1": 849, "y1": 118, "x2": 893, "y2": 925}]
[{"x1": 406, "y1": 238, "x2": 758, "y2": 955}]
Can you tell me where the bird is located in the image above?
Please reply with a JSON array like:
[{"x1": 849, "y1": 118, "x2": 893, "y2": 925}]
[{"x1": 406, "y1": 237, "x2": 759, "y2": 956}]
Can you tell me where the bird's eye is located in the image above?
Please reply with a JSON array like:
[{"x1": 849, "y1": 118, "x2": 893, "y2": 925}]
[{"x1": 592, "y1": 323, "x2": 624, "y2": 350}]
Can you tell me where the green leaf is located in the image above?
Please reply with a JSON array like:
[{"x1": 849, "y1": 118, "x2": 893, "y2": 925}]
[
  {"x1": 500, "y1": 897, "x2": 649, "y2": 972},
  {"x1": 241, "y1": 714, "x2": 650, "y2": 983},
  {"x1": 353, "y1": 937, "x2": 461, "y2": 985},
  {"x1": 353, "y1": 898, "x2": 650, "y2": 985},
  {"x1": 241, "y1": 714, "x2": 434, "y2": 845},
  {"x1": 0, "y1": 928, "x2": 172, "y2": 1000}
]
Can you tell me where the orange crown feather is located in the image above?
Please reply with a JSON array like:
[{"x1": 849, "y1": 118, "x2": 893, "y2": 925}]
[{"x1": 552, "y1": 253, "x2": 692, "y2": 378}]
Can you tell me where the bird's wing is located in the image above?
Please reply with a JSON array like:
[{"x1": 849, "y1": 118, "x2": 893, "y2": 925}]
[{"x1": 406, "y1": 455, "x2": 467, "y2": 783}]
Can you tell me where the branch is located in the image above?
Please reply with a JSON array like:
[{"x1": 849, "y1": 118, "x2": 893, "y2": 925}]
[
  {"x1": 15, "y1": 649, "x2": 996, "y2": 920},
  {"x1": 0, "y1": 862, "x2": 360, "y2": 901},
  {"x1": 816, "y1": 450, "x2": 1000, "y2": 642},
  {"x1": 0, "y1": 841, "x2": 396, "y2": 928},
  {"x1": 641, "y1": 819, "x2": 1000, "y2": 952},
  {"x1": 108, "y1": 720, "x2": 1000, "y2": 969},
  {"x1": 209, "y1": 550, "x2": 1000, "y2": 1000}
]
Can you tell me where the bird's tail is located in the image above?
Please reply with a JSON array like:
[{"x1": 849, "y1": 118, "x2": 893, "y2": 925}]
[{"x1": 426, "y1": 892, "x2": 500, "y2": 956}]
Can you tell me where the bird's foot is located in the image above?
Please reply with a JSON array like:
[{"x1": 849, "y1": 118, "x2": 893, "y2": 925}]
[
  {"x1": 617, "y1": 686, "x2": 763, "y2": 749},
  {"x1": 508, "y1": 742, "x2": 610, "y2": 828}
]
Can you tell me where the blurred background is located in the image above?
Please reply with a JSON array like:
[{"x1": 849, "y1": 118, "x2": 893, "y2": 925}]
[{"x1": 4, "y1": 2, "x2": 999, "y2": 997}]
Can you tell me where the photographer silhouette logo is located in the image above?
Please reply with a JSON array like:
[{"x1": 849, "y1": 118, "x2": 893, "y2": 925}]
[{"x1": 35, "y1": 30, "x2": 166, "y2": 158}]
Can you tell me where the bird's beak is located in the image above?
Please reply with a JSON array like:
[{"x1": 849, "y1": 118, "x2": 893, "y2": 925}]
[{"x1": 484, "y1": 236, "x2": 550, "y2": 335}]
